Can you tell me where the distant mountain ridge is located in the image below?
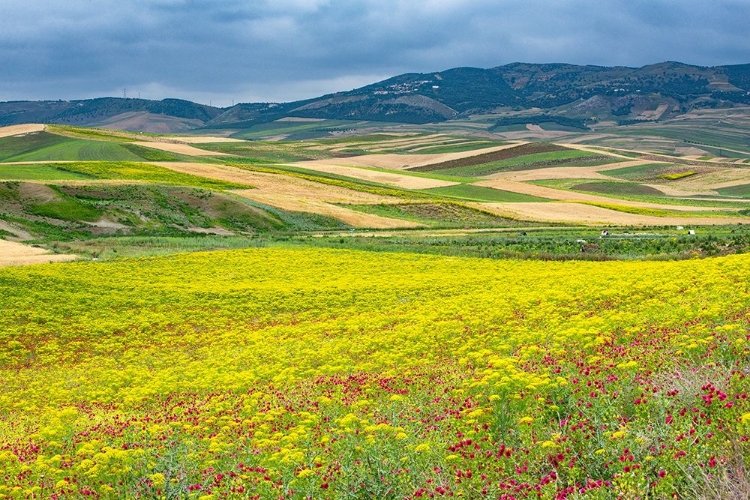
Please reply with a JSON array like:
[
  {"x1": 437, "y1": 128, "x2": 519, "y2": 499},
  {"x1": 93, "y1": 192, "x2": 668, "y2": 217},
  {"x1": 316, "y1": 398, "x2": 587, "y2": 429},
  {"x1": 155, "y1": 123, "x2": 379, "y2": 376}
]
[{"x1": 2, "y1": 61, "x2": 750, "y2": 132}]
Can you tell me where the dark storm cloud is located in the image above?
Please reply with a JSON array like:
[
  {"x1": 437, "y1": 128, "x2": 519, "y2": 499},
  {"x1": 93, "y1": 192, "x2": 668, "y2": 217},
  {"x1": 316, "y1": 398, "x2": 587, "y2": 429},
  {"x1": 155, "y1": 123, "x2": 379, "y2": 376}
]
[{"x1": 1, "y1": 0, "x2": 748, "y2": 104}]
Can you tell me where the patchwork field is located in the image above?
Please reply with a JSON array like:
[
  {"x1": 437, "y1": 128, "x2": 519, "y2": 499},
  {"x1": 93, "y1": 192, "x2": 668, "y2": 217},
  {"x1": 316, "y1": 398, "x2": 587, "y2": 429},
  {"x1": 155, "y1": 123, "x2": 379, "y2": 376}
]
[
  {"x1": 0, "y1": 124, "x2": 747, "y2": 241},
  {"x1": 1, "y1": 122, "x2": 750, "y2": 499}
]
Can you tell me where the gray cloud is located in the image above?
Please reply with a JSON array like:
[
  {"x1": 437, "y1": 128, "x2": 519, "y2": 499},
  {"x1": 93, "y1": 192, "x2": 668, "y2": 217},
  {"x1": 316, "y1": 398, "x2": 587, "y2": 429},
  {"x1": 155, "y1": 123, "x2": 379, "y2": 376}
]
[{"x1": 0, "y1": 0, "x2": 748, "y2": 105}]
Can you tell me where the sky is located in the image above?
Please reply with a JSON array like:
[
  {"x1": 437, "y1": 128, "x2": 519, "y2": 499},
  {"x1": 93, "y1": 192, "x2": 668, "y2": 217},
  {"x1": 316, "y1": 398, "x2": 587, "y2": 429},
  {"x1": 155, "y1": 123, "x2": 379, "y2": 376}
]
[{"x1": 1, "y1": 0, "x2": 749, "y2": 107}]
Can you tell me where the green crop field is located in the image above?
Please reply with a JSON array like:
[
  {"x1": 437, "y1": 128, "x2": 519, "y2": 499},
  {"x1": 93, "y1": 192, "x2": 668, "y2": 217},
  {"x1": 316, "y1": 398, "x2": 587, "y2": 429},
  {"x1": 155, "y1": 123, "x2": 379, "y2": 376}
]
[
  {"x1": 0, "y1": 164, "x2": 93, "y2": 181},
  {"x1": 604, "y1": 163, "x2": 697, "y2": 181},
  {"x1": 53, "y1": 162, "x2": 250, "y2": 190},
  {"x1": 416, "y1": 150, "x2": 606, "y2": 177},
  {"x1": 717, "y1": 183, "x2": 750, "y2": 198},
  {"x1": 2, "y1": 137, "x2": 146, "y2": 162},
  {"x1": 342, "y1": 202, "x2": 537, "y2": 228},
  {"x1": 421, "y1": 183, "x2": 549, "y2": 202}
]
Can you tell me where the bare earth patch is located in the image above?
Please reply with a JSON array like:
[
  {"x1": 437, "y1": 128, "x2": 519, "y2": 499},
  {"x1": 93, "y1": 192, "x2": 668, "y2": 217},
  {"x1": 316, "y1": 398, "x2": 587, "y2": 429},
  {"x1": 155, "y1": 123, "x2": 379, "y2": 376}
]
[
  {"x1": 475, "y1": 202, "x2": 747, "y2": 226},
  {"x1": 0, "y1": 124, "x2": 45, "y2": 138},
  {"x1": 285, "y1": 162, "x2": 458, "y2": 189},
  {"x1": 152, "y1": 162, "x2": 418, "y2": 229},
  {"x1": 133, "y1": 142, "x2": 231, "y2": 157},
  {"x1": 0, "y1": 240, "x2": 77, "y2": 267}
]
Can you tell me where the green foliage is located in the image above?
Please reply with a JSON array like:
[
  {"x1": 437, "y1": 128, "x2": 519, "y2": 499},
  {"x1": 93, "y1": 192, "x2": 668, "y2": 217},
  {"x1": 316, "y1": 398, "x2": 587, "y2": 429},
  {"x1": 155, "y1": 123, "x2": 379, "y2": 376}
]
[
  {"x1": 343, "y1": 202, "x2": 540, "y2": 228},
  {"x1": 421, "y1": 184, "x2": 549, "y2": 202},
  {"x1": 54, "y1": 162, "x2": 248, "y2": 190},
  {"x1": 717, "y1": 184, "x2": 750, "y2": 199},
  {"x1": 0, "y1": 164, "x2": 93, "y2": 181},
  {"x1": 2, "y1": 137, "x2": 147, "y2": 162},
  {"x1": 0, "y1": 132, "x2": 71, "y2": 161},
  {"x1": 301, "y1": 226, "x2": 750, "y2": 260},
  {"x1": 0, "y1": 182, "x2": 347, "y2": 246},
  {"x1": 28, "y1": 198, "x2": 103, "y2": 222}
]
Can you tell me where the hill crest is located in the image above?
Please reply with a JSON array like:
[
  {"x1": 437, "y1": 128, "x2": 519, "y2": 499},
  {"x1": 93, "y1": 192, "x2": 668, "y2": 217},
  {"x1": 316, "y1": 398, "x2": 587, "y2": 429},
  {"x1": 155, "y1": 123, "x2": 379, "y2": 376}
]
[{"x1": 2, "y1": 61, "x2": 750, "y2": 132}]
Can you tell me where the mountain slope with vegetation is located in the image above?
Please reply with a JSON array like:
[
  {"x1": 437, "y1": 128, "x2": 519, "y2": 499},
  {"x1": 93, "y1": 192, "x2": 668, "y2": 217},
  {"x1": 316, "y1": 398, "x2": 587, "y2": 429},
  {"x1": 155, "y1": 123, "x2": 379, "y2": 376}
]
[{"x1": 2, "y1": 62, "x2": 750, "y2": 133}]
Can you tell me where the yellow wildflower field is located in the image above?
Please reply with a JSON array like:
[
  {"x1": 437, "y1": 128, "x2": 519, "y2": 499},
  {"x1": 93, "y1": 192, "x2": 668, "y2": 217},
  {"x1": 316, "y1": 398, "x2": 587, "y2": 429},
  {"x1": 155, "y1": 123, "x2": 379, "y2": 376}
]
[{"x1": 0, "y1": 248, "x2": 747, "y2": 498}]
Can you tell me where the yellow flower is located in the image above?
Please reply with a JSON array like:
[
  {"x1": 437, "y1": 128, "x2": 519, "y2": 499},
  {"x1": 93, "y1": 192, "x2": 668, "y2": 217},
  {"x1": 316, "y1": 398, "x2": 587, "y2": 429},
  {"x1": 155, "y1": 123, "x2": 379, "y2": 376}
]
[
  {"x1": 149, "y1": 473, "x2": 166, "y2": 488},
  {"x1": 610, "y1": 430, "x2": 627, "y2": 440},
  {"x1": 297, "y1": 468, "x2": 315, "y2": 479}
]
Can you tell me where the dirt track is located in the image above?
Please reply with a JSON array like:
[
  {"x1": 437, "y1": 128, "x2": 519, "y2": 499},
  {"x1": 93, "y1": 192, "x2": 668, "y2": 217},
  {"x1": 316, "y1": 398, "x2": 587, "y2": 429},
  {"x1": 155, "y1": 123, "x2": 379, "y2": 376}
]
[{"x1": 0, "y1": 240, "x2": 77, "y2": 267}]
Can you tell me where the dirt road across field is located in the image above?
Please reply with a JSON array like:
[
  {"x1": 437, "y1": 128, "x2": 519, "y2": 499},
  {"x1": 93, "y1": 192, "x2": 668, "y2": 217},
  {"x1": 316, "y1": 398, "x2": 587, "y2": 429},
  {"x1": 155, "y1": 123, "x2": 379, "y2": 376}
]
[{"x1": 0, "y1": 239, "x2": 77, "y2": 267}]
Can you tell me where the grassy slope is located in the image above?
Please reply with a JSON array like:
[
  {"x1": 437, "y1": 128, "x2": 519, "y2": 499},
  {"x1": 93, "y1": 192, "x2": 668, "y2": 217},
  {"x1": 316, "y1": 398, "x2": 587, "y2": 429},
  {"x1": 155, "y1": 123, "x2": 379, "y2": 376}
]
[
  {"x1": 717, "y1": 184, "x2": 750, "y2": 198},
  {"x1": 0, "y1": 130, "x2": 183, "y2": 162},
  {"x1": 0, "y1": 161, "x2": 248, "y2": 190},
  {"x1": 0, "y1": 164, "x2": 93, "y2": 181},
  {"x1": 421, "y1": 184, "x2": 549, "y2": 202},
  {"x1": 0, "y1": 182, "x2": 348, "y2": 247},
  {"x1": 341, "y1": 202, "x2": 541, "y2": 229}
]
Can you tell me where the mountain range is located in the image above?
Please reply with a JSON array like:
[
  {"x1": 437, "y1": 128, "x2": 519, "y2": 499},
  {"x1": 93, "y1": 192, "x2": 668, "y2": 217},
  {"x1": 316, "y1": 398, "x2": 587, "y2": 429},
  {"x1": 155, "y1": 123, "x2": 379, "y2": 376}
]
[{"x1": 2, "y1": 61, "x2": 749, "y2": 133}]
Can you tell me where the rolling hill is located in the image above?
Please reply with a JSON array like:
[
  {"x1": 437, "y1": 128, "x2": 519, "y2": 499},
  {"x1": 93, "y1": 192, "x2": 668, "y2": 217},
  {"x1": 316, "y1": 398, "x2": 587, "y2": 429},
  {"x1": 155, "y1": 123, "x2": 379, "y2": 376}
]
[{"x1": 2, "y1": 62, "x2": 750, "y2": 134}]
